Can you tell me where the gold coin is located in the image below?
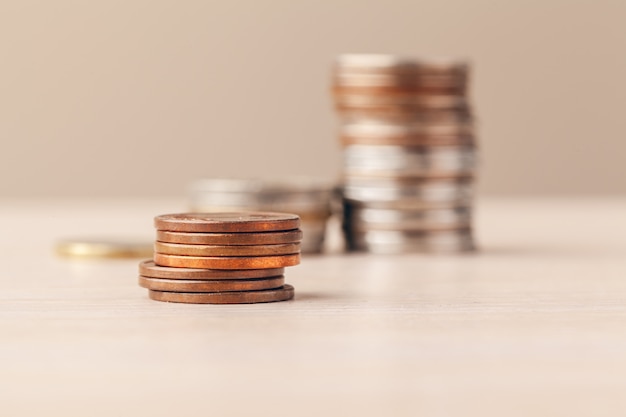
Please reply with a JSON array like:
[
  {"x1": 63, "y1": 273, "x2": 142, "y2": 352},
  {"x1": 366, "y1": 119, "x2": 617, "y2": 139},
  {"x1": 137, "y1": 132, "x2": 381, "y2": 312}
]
[{"x1": 55, "y1": 238, "x2": 153, "y2": 259}]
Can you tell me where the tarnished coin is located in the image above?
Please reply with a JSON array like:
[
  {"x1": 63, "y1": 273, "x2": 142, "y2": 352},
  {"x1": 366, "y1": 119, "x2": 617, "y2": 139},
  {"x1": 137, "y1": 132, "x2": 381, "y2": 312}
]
[
  {"x1": 156, "y1": 229, "x2": 303, "y2": 245},
  {"x1": 55, "y1": 238, "x2": 153, "y2": 259},
  {"x1": 154, "y1": 253, "x2": 301, "y2": 270},
  {"x1": 154, "y1": 242, "x2": 301, "y2": 257},
  {"x1": 154, "y1": 212, "x2": 300, "y2": 233},
  {"x1": 148, "y1": 284, "x2": 295, "y2": 304},
  {"x1": 138, "y1": 275, "x2": 284, "y2": 293},
  {"x1": 138, "y1": 260, "x2": 285, "y2": 280}
]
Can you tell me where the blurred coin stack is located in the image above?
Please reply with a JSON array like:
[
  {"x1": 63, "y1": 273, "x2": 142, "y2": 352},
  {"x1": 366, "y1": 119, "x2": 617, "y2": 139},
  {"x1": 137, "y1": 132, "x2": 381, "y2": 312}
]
[
  {"x1": 189, "y1": 178, "x2": 334, "y2": 253},
  {"x1": 138, "y1": 213, "x2": 300, "y2": 304},
  {"x1": 332, "y1": 54, "x2": 477, "y2": 253}
]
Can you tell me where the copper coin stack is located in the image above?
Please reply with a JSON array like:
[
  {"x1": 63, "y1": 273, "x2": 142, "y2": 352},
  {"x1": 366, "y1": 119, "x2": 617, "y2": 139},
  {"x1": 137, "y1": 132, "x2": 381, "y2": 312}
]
[
  {"x1": 332, "y1": 54, "x2": 477, "y2": 253},
  {"x1": 138, "y1": 213, "x2": 301, "y2": 304}
]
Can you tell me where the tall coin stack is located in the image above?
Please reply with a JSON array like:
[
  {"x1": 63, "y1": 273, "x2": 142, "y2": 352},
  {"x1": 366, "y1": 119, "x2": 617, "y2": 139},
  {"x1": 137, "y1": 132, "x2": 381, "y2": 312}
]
[
  {"x1": 189, "y1": 178, "x2": 334, "y2": 253},
  {"x1": 332, "y1": 54, "x2": 477, "y2": 253},
  {"x1": 138, "y1": 213, "x2": 300, "y2": 304}
]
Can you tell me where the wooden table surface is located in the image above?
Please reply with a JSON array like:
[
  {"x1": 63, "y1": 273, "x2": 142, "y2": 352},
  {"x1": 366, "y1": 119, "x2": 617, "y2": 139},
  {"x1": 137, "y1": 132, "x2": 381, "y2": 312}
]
[{"x1": 1, "y1": 197, "x2": 625, "y2": 416}]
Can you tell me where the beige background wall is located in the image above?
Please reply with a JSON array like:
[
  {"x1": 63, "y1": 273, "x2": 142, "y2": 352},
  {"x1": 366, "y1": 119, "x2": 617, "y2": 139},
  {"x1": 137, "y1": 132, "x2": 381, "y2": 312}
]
[{"x1": 1, "y1": 0, "x2": 625, "y2": 198}]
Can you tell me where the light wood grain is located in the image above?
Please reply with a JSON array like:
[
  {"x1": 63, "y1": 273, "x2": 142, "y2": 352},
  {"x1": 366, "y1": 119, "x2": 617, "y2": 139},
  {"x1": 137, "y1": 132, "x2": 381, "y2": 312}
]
[{"x1": 1, "y1": 198, "x2": 625, "y2": 416}]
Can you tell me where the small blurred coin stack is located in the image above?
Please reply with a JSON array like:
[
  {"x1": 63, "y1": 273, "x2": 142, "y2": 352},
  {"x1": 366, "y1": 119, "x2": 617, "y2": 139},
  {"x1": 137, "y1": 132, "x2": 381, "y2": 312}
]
[
  {"x1": 139, "y1": 213, "x2": 300, "y2": 304},
  {"x1": 332, "y1": 54, "x2": 477, "y2": 253},
  {"x1": 189, "y1": 179, "x2": 334, "y2": 253}
]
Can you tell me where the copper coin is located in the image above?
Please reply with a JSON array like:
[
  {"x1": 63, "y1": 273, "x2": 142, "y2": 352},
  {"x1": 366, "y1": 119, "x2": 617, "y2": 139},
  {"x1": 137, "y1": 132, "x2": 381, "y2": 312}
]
[
  {"x1": 341, "y1": 134, "x2": 475, "y2": 147},
  {"x1": 154, "y1": 242, "x2": 301, "y2": 257},
  {"x1": 138, "y1": 275, "x2": 284, "y2": 293},
  {"x1": 148, "y1": 284, "x2": 295, "y2": 304},
  {"x1": 154, "y1": 212, "x2": 300, "y2": 233},
  {"x1": 138, "y1": 260, "x2": 284, "y2": 280},
  {"x1": 156, "y1": 229, "x2": 303, "y2": 245},
  {"x1": 154, "y1": 253, "x2": 301, "y2": 269}
]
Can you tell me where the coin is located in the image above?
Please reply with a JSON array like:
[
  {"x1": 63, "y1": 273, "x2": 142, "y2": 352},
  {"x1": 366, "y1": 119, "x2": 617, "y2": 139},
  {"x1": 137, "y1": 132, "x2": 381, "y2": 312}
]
[
  {"x1": 154, "y1": 253, "x2": 301, "y2": 269},
  {"x1": 347, "y1": 229, "x2": 475, "y2": 253},
  {"x1": 334, "y1": 54, "x2": 417, "y2": 69},
  {"x1": 189, "y1": 177, "x2": 334, "y2": 207},
  {"x1": 415, "y1": 57, "x2": 469, "y2": 74},
  {"x1": 343, "y1": 145, "x2": 476, "y2": 178},
  {"x1": 55, "y1": 238, "x2": 153, "y2": 259},
  {"x1": 154, "y1": 242, "x2": 301, "y2": 257},
  {"x1": 138, "y1": 260, "x2": 285, "y2": 280},
  {"x1": 148, "y1": 284, "x2": 295, "y2": 304},
  {"x1": 333, "y1": 54, "x2": 477, "y2": 254},
  {"x1": 156, "y1": 229, "x2": 303, "y2": 245},
  {"x1": 344, "y1": 204, "x2": 472, "y2": 230},
  {"x1": 155, "y1": 212, "x2": 300, "y2": 233},
  {"x1": 341, "y1": 121, "x2": 474, "y2": 140},
  {"x1": 138, "y1": 275, "x2": 285, "y2": 293},
  {"x1": 187, "y1": 178, "x2": 334, "y2": 254},
  {"x1": 343, "y1": 177, "x2": 473, "y2": 206}
]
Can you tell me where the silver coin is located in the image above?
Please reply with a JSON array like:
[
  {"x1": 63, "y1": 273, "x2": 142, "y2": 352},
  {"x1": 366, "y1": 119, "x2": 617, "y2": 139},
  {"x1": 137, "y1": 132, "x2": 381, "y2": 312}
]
[
  {"x1": 299, "y1": 219, "x2": 329, "y2": 253},
  {"x1": 340, "y1": 122, "x2": 475, "y2": 146},
  {"x1": 346, "y1": 229, "x2": 474, "y2": 253},
  {"x1": 189, "y1": 177, "x2": 335, "y2": 212},
  {"x1": 190, "y1": 203, "x2": 332, "y2": 218},
  {"x1": 342, "y1": 178, "x2": 473, "y2": 206},
  {"x1": 333, "y1": 56, "x2": 469, "y2": 89},
  {"x1": 189, "y1": 177, "x2": 335, "y2": 254},
  {"x1": 334, "y1": 54, "x2": 417, "y2": 71},
  {"x1": 334, "y1": 55, "x2": 468, "y2": 74},
  {"x1": 343, "y1": 145, "x2": 476, "y2": 177},
  {"x1": 344, "y1": 205, "x2": 471, "y2": 230}
]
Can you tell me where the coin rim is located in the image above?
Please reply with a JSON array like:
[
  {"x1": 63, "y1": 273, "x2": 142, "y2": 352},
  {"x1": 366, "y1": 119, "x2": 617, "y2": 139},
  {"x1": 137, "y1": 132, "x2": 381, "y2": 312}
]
[
  {"x1": 138, "y1": 275, "x2": 285, "y2": 293},
  {"x1": 56, "y1": 240, "x2": 153, "y2": 259},
  {"x1": 148, "y1": 284, "x2": 295, "y2": 304},
  {"x1": 154, "y1": 212, "x2": 300, "y2": 233},
  {"x1": 138, "y1": 260, "x2": 285, "y2": 280},
  {"x1": 156, "y1": 229, "x2": 304, "y2": 245},
  {"x1": 153, "y1": 253, "x2": 301, "y2": 270},
  {"x1": 154, "y1": 242, "x2": 301, "y2": 257}
]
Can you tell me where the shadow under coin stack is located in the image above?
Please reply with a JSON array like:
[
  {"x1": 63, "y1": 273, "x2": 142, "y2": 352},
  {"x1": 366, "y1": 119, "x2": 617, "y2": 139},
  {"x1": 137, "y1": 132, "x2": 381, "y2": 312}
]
[
  {"x1": 332, "y1": 54, "x2": 477, "y2": 253},
  {"x1": 189, "y1": 178, "x2": 334, "y2": 253},
  {"x1": 138, "y1": 213, "x2": 301, "y2": 304}
]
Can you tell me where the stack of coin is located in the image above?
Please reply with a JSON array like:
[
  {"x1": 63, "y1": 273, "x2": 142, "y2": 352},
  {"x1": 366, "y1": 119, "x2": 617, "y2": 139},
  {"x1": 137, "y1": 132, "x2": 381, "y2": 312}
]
[
  {"x1": 332, "y1": 54, "x2": 477, "y2": 253},
  {"x1": 189, "y1": 178, "x2": 334, "y2": 253},
  {"x1": 138, "y1": 213, "x2": 300, "y2": 304}
]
